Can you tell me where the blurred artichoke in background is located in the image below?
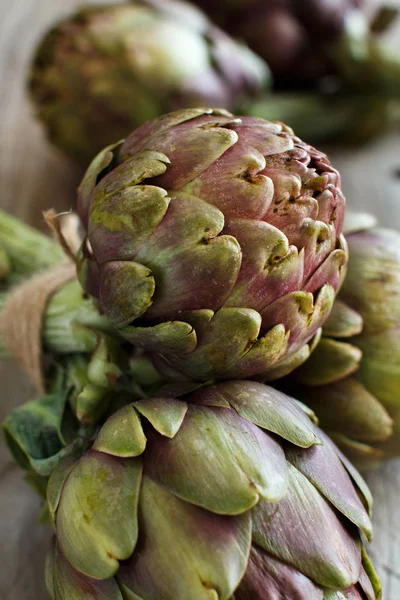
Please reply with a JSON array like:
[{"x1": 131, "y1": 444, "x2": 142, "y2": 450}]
[
  {"x1": 284, "y1": 218, "x2": 400, "y2": 468},
  {"x1": 29, "y1": 0, "x2": 268, "y2": 164},
  {"x1": 45, "y1": 380, "x2": 380, "y2": 600},
  {"x1": 77, "y1": 107, "x2": 348, "y2": 383},
  {"x1": 194, "y1": 0, "x2": 400, "y2": 144},
  {"x1": 192, "y1": 0, "x2": 397, "y2": 87}
]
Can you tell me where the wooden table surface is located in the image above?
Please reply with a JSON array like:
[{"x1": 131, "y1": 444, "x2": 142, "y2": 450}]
[{"x1": 0, "y1": 1, "x2": 399, "y2": 598}]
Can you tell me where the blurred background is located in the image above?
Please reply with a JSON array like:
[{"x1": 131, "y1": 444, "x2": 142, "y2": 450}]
[{"x1": 0, "y1": 0, "x2": 399, "y2": 598}]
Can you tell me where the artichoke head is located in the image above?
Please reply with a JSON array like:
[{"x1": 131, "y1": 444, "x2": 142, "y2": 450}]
[
  {"x1": 77, "y1": 108, "x2": 348, "y2": 383},
  {"x1": 45, "y1": 381, "x2": 379, "y2": 600}
]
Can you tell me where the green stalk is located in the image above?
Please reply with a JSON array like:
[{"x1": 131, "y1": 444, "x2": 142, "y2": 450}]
[
  {"x1": 0, "y1": 209, "x2": 64, "y2": 282},
  {"x1": 0, "y1": 210, "x2": 114, "y2": 357}
]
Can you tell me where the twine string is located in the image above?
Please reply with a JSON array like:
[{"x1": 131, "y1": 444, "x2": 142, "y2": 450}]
[{"x1": 0, "y1": 211, "x2": 81, "y2": 393}]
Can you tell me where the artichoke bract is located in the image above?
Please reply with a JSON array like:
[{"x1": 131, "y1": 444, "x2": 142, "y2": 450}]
[
  {"x1": 288, "y1": 221, "x2": 400, "y2": 468},
  {"x1": 29, "y1": 0, "x2": 268, "y2": 164},
  {"x1": 45, "y1": 381, "x2": 380, "y2": 600},
  {"x1": 77, "y1": 108, "x2": 347, "y2": 383}
]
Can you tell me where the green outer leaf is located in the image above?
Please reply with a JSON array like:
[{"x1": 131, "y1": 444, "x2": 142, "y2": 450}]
[
  {"x1": 303, "y1": 378, "x2": 393, "y2": 444},
  {"x1": 118, "y1": 475, "x2": 251, "y2": 600},
  {"x1": 295, "y1": 338, "x2": 362, "y2": 386},
  {"x1": 361, "y1": 547, "x2": 382, "y2": 600},
  {"x1": 2, "y1": 391, "x2": 80, "y2": 476},
  {"x1": 134, "y1": 397, "x2": 188, "y2": 437},
  {"x1": 191, "y1": 381, "x2": 319, "y2": 448},
  {"x1": 93, "y1": 404, "x2": 146, "y2": 457},
  {"x1": 57, "y1": 450, "x2": 142, "y2": 579},
  {"x1": 144, "y1": 404, "x2": 288, "y2": 514}
]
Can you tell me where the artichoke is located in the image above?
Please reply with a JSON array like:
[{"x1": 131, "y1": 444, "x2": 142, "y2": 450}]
[
  {"x1": 29, "y1": 0, "x2": 268, "y2": 164},
  {"x1": 192, "y1": 0, "x2": 399, "y2": 88},
  {"x1": 76, "y1": 107, "x2": 347, "y2": 383},
  {"x1": 286, "y1": 219, "x2": 400, "y2": 468},
  {"x1": 45, "y1": 380, "x2": 380, "y2": 600},
  {"x1": 194, "y1": 0, "x2": 363, "y2": 83}
]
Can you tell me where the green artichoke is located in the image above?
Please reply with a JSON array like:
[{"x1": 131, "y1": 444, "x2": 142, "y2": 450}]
[
  {"x1": 45, "y1": 380, "x2": 380, "y2": 600},
  {"x1": 77, "y1": 107, "x2": 347, "y2": 383},
  {"x1": 286, "y1": 220, "x2": 400, "y2": 468},
  {"x1": 29, "y1": 0, "x2": 268, "y2": 164}
]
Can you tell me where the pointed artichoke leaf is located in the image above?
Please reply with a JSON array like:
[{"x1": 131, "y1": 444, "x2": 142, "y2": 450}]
[
  {"x1": 342, "y1": 228, "x2": 400, "y2": 333},
  {"x1": 295, "y1": 338, "x2": 362, "y2": 386},
  {"x1": 261, "y1": 342, "x2": 311, "y2": 381},
  {"x1": 252, "y1": 463, "x2": 362, "y2": 589},
  {"x1": 223, "y1": 220, "x2": 303, "y2": 310},
  {"x1": 330, "y1": 437, "x2": 374, "y2": 516},
  {"x1": 360, "y1": 547, "x2": 382, "y2": 600},
  {"x1": 136, "y1": 117, "x2": 239, "y2": 190},
  {"x1": 2, "y1": 390, "x2": 80, "y2": 476},
  {"x1": 121, "y1": 320, "x2": 197, "y2": 355},
  {"x1": 93, "y1": 404, "x2": 146, "y2": 457},
  {"x1": 118, "y1": 475, "x2": 251, "y2": 600},
  {"x1": 78, "y1": 140, "x2": 123, "y2": 227},
  {"x1": 260, "y1": 286, "x2": 335, "y2": 361},
  {"x1": 220, "y1": 324, "x2": 289, "y2": 380},
  {"x1": 194, "y1": 381, "x2": 319, "y2": 448},
  {"x1": 144, "y1": 404, "x2": 288, "y2": 514},
  {"x1": 286, "y1": 430, "x2": 372, "y2": 541},
  {"x1": 304, "y1": 378, "x2": 393, "y2": 443},
  {"x1": 356, "y1": 326, "x2": 400, "y2": 413},
  {"x1": 134, "y1": 397, "x2": 188, "y2": 438},
  {"x1": 120, "y1": 108, "x2": 231, "y2": 158},
  {"x1": 99, "y1": 260, "x2": 155, "y2": 328},
  {"x1": 57, "y1": 450, "x2": 142, "y2": 579},
  {"x1": 133, "y1": 199, "x2": 242, "y2": 321},
  {"x1": 236, "y1": 544, "x2": 324, "y2": 600},
  {"x1": 92, "y1": 152, "x2": 170, "y2": 201},
  {"x1": 322, "y1": 300, "x2": 363, "y2": 338},
  {"x1": 51, "y1": 539, "x2": 124, "y2": 600},
  {"x1": 167, "y1": 307, "x2": 267, "y2": 380},
  {"x1": 304, "y1": 244, "x2": 347, "y2": 297},
  {"x1": 89, "y1": 183, "x2": 170, "y2": 263}
]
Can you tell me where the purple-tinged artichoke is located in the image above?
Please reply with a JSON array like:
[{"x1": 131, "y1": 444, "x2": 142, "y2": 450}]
[
  {"x1": 29, "y1": 0, "x2": 268, "y2": 164},
  {"x1": 193, "y1": 0, "x2": 400, "y2": 99},
  {"x1": 45, "y1": 380, "x2": 380, "y2": 600},
  {"x1": 285, "y1": 219, "x2": 400, "y2": 468},
  {"x1": 77, "y1": 108, "x2": 347, "y2": 383},
  {"x1": 193, "y1": 0, "x2": 364, "y2": 84}
]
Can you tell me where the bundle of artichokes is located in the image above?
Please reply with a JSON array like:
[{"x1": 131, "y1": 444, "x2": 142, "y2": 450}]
[
  {"x1": 3, "y1": 105, "x2": 399, "y2": 600},
  {"x1": 45, "y1": 382, "x2": 380, "y2": 600}
]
